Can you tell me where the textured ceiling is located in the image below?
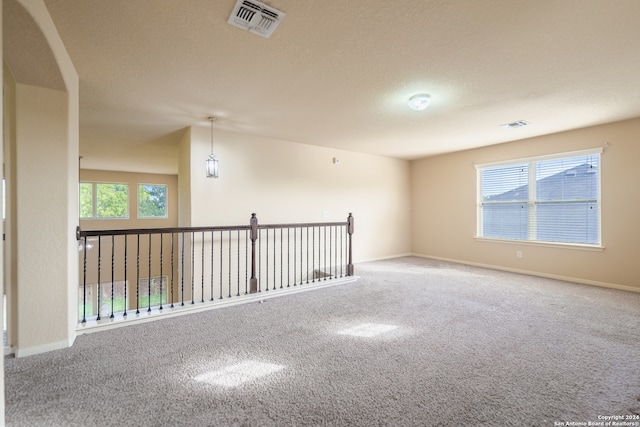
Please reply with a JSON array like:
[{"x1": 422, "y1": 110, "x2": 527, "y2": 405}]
[{"x1": 18, "y1": 0, "x2": 640, "y2": 173}]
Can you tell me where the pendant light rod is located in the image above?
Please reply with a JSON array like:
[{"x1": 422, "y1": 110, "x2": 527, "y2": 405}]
[
  {"x1": 206, "y1": 116, "x2": 219, "y2": 179},
  {"x1": 208, "y1": 116, "x2": 216, "y2": 154}
]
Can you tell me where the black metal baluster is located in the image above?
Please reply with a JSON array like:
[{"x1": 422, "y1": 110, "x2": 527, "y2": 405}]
[
  {"x1": 280, "y1": 228, "x2": 283, "y2": 289},
  {"x1": 312, "y1": 227, "x2": 315, "y2": 283},
  {"x1": 329, "y1": 226, "x2": 333, "y2": 279},
  {"x1": 170, "y1": 233, "x2": 175, "y2": 308},
  {"x1": 228, "y1": 230, "x2": 232, "y2": 298},
  {"x1": 180, "y1": 232, "x2": 185, "y2": 306},
  {"x1": 210, "y1": 230, "x2": 215, "y2": 301},
  {"x1": 136, "y1": 234, "x2": 140, "y2": 314},
  {"x1": 159, "y1": 233, "x2": 163, "y2": 310},
  {"x1": 287, "y1": 228, "x2": 290, "y2": 287},
  {"x1": 324, "y1": 226, "x2": 327, "y2": 281},
  {"x1": 265, "y1": 228, "x2": 269, "y2": 292},
  {"x1": 111, "y1": 234, "x2": 115, "y2": 318},
  {"x1": 123, "y1": 235, "x2": 128, "y2": 316},
  {"x1": 148, "y1": 233, "x2": 152, "y2": 312},
  {"x1": 340, "y1": 225, "x2": 344, "y2": 278},
  {"x1": 245, "y1": 230, "x2": 249, "y2": 295},
  {"x1": 347, "y1": 213, "x2": 354, "y2": 276},
  {"x1": 201, "y1": 231, "x2": 205, "y2": 303},
  {"x1": 237, "y1": 229, "x2": 241, "y2": 297},
  {"x1": 219, "y1": 230, "x2": 223, "y2": 299},
  {"x1": 299, "y1": 226, "x2": 303, "y2": 285},
  {"x1": 258, "y1": 229, "x2": 262, "y2": 292},
  {"x1": 97, "y1": 236, "x2": 102, "y2": 321},
  {"x1": 82, "y1": 235, "x2": 87, "y2": 323},
  {"x1": 318, "y1": 226, "x2": 322, "y2": 281},
  {"x1": 334, "y1": 225, "x2": 338, "y2": 278},
  {"x1": 191, "y1": 231, "x2": 195, "y2": 304}
]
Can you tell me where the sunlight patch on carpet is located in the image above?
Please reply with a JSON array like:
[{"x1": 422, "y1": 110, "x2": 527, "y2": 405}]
[
  {"x1": 194, "y1": 360, "x2": 285, "y2": 387},
  {"x1": 337, "y1": 323, "x2": 398, "y2": 337}
]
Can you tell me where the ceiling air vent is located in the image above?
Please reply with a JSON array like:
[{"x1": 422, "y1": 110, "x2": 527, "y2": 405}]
[
  {"x1": 227, "y1": 0, "x2": 285, "y2": 39},
  {"x1": 501, "y1": 120, "x2": 530, "y2": 129}
]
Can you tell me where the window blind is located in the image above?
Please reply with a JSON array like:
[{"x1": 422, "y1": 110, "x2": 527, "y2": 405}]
[{"x1": 477, "y1": 150, "x2": 601, "y2": 246}]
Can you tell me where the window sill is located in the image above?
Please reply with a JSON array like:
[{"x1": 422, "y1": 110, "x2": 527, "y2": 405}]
[{"x1": 474, "y1": 237, "x2": 605, "y2": 252}]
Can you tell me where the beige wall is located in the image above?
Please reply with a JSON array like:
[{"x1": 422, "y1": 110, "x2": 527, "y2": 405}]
[
  {"x1": 14, "y1": 83, "x2": 75, "y2": 353},
  {"x1": 411, "y1": 117, "x2": 640, "y2": 291},
  {"x1": 185, "y1": 125, "x2": 412, "y2": 263},
  {"x1": 177, "y1": 127, "x2": 191, "y2": 227},
  {"x1": 3, "y1": 0, "x2": 79, "y2": 360},
  {"x1": 3, "y1": 61, "x2": 17, "y2": 362}
]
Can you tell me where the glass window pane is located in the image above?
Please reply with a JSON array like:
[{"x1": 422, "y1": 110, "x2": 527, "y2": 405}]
[
  {"x1": 481, "y1": 164, "x2": 528, "y2": 202},
  {"x1": 138, "y1": 184, "x2": 167, "y2": 218},
  {"x1": 536, "y1": 155, "x2": 599, "y2": 201},
  {"x1": 536, "y1": 202, "x2": 599, "y2": 244},
  {"x1": 96, "y1": 183, "x2": 128, "y2": 219},
  {"x1": 138, "y1": 276, "x2": 168, "y2": 308},
  {"x1": 79, "y1": 182, "x2": 93, "y2": 219},
  {"x1": 482, "y1": 203, "x2": 528, "y2": 240}
]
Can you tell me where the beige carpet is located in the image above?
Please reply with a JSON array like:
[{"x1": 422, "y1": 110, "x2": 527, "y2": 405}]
[{"x1": 5, "y1": 257, "x2": 640, "y2": 426}]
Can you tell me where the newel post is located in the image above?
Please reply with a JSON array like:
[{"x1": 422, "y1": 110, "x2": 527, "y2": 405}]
[
  {"x1": 347, "y1": 213, "x2": 354, "y2": 276},
  {"x1": 250, "y1": 213, "x2": 259, "y2": 293}
]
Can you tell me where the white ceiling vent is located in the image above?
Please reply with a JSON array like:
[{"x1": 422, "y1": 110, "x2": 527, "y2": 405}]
[
  {"x1": 500, "y1": 120, "x2": 530, "y2": 129},
  {"x1": 227, "y1": 0, "x2": 285, "y2": 39}
]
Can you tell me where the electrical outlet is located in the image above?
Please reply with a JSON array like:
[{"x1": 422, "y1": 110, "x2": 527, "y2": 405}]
[{"x1": 516, "y1": 250, "x2": 523, "y2": 258}]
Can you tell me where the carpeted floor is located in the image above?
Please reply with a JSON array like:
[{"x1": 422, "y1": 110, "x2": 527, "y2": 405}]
[{"x1": 5, "y1": 257, "x2": 640, "y2": 426}]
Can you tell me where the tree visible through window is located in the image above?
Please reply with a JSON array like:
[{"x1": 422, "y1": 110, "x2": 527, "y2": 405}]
[
  {"x1": 477, "y1": 150, "x2": 601, "y2": 245},
  {"x1": 79, "y1": 182, "x2": 93, "y2": 219},
  {"x1": 138, "y1": 184, "x2": 167, "y2": 218},
  {"x1": 96, "y1": 183, "x2": 129, "y2": 219}
]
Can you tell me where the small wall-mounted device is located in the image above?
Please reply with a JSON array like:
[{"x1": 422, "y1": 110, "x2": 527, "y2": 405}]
[{"x1": 333, "y1": 157, "x2": 341, "y2": 164}]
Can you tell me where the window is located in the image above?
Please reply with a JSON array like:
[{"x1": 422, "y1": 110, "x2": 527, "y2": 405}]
[
  {"x1": 477, "y1": 149, "x2": 601, "y2": 246},
  {"x1": 80, "y1": 182, "x2": 129, "y2": 219},
  {"x1": 78, "y1": 280, "x2": 126, "y2": 319},
  {"x1": 79, "y1": 182, "x2": 93, "y2": 219},
  {"x1": 138, "y1": 276, "x2": 168, "y2": 307},
  {"x1": 138, "y1": 184, "x2": 167, "y2": 218}
]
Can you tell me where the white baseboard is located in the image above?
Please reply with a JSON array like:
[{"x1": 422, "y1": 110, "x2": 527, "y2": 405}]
[
  {"x1": 14, "y1": 338, "x2": 74, "y2": 358},
  {"x1": 76, "y1": 276, "x2": 359, "y2": 336},
  {"x1": 355, "y1": 253, "x2": 413, "y2": 264},
  {"x1": 410, "y1": 253, "x2": 640, "y2": 293}
]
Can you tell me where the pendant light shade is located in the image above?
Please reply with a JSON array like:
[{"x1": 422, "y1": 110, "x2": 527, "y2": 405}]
[
  {"x1": 206, "y1": 154, "x2": 218, "y2": 178},
  {"x1": 206, "y1": 116, "x2": 219, "y2": 178}
]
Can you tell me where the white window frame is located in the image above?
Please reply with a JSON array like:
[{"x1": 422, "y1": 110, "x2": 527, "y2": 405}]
[{"x1": 475, "y1": 148, "x2": 603, "y2": 250}]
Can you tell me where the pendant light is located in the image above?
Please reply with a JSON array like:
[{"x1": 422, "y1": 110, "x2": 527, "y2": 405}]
[{"x1": 206, "y1": 116, "x2": 219, "y2": 178}]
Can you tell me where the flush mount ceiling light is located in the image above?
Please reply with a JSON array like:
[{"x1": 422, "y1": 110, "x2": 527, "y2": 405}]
[
  {"x1": 408, "y1": 94, "x2": 431, "y2": 111},
  {"x1": 206, "y1": 117, "x2": 219, "y2": 179}
]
